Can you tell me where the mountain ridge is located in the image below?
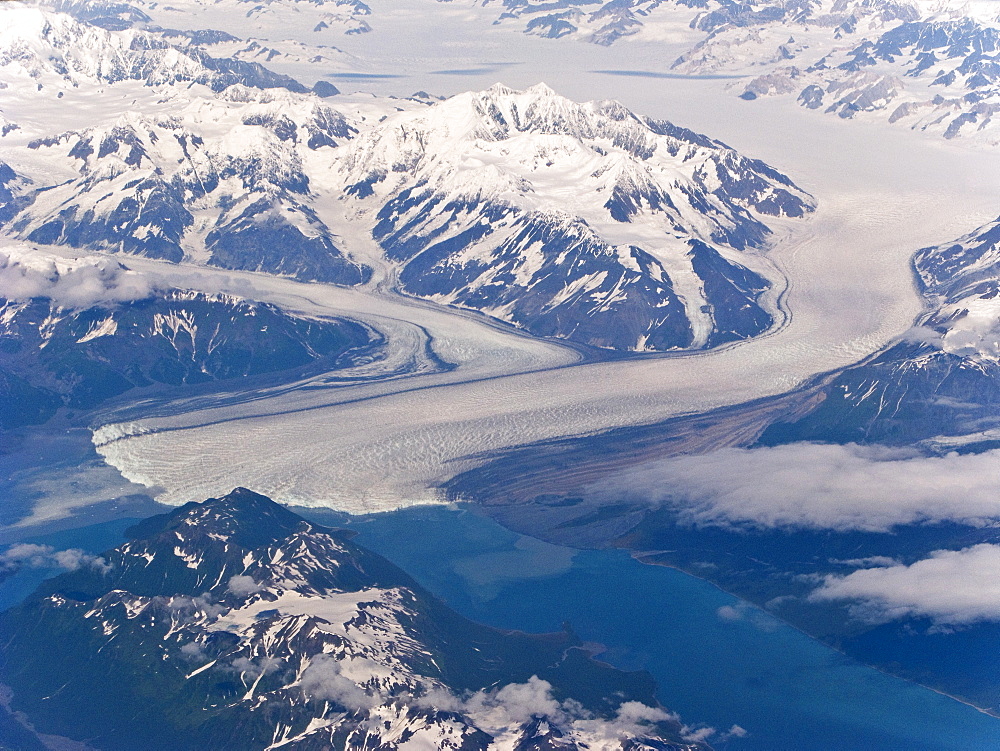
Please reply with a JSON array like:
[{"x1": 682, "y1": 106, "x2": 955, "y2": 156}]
[{"x1": 0, "y1": 488, "x2": 705, "y2": 751}]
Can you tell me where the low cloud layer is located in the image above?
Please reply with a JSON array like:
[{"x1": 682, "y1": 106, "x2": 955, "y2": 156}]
[
  {"x1": 0, "y1": 246, "x2": 154, "y2": 308},
  {"x1": 300, "y1": 666, "x2": 685, "y2": 744},
  {"x1": 811, "y1": 544, "x2": 1000, "y2": 627},
  {"x1": 716, "y1": 601, "x2": 780, "y2": 633},
  {"x1": 587, "y1": 442, "x2": 1000, "y2": 532},
  {"x1": 226, "y1": 575, "x2": 264, "y2": 596},
  {"x1": 0, "y1": 543, "x2": 110, "y2": 574},
  {"x1": 300, "y1": 654, "x2": 379, "y2": 711},
  {"x1": 436, "y1": 676, "x2": 678, "y2": 745}
]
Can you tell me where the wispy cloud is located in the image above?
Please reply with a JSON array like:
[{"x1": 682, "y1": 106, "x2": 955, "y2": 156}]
[
  {"x1": 226, "y1": 575, "x2": 264, "y2": 596},
  {"x1": 301, "y1": 666, "x2": 681, "y2": 742},
  {"x1": 810, "y1": 543, "x2": 1000, "y2": 628},
  {"x1": 585, "y1": 442, "x2": 1000, "y2": 532},
  {"x1": 716, "y1": 601, "x2": 780, "y2": 632},
  {"x1": 0, "y1": 542, "x2": 110, "y2": 573},
  {"x1": 300, "y1": 654, "x2": 385, "y2": 711},
  {"x1": 0, "y1": 245, "x2": 154, "y2": 308},
  {"x1": 442, "y1": 676, "x2": 678, "y2": 744}
]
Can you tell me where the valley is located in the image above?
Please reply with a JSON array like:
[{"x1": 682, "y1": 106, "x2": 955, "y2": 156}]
[{"x1": 4, "y1": 1, "x2": 1000, "y2": 749}]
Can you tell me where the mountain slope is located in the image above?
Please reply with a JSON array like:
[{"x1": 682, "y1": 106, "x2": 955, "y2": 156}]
[
  {"x1": 8, "y1": 100, "x2": 369, "y2": 284},
  {"x1": 0, "y1": 11, "x2": 815, "y2": 352},
  {"x1": 0, "y1": 6, "x2": 311, "y2": 93},
  {"x1": 424, "y1": 0, "x2": 1000, "y2": 142},
  {"x1": 343, "y1": 83, "x2": 813, "y2": 351},
  {"x1": 0, "y1": 247, "x2": 377, "y2": 429},
  {"x1": 0, "y1": 7, "x2": 372, "y2": 285},
  {"x1": 761, "y1": 215, "x2": 1000, "y2": 446},
  {"x1": 0, "y1": 488, "x2": 703, "y2": 751}
]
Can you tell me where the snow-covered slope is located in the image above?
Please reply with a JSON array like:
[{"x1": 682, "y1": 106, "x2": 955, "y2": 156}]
[
  {"x1": 1, "y1": 8, "x2": 816, "y2": 352},
  {"x1": 733, "y1": 12, "x2": 1000, "y2": 141},
  {"x1": 0, "y1": 488, "x2": 704, "y2": 751},
  {"x1": 0, "y1": 6, "x2": 313, "y2": 93},
  {"x1": 341, "y1": 83, "x2": 813, "y2": 350},
  {"x1": 23, "y1": 0, "x2": 1000, "y2": 146},
  {"x1": 761, "y1": 215, "x2": 1000, "y2": 446},
  {"x1": 0, "y1": 11, "x2": 372, "y2": 285},
  {"x1": 0, "y1": 246, "x2": 377, "y2": 428},
  {"x1": 471, "y1": 0, "x2": 684, "y2": 46},
  {"x1": 304, "y1": 0, "x2": 1000, "y2": 143}
]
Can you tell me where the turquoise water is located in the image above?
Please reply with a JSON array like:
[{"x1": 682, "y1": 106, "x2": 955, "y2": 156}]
[
  {"x1": 343, "y1": 505, "x2": 1000, "y2": 751},
  {"x1": 4, "y1": 505, "x2": 1000, "y2": 749}
]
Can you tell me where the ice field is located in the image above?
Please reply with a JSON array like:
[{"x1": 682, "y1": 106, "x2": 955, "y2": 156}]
[{"x1": 91, "y1": 91, "x2": 1000, "y2": 512}]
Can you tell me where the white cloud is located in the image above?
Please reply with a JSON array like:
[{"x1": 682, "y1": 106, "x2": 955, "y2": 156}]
[
  {"x1": 180, "y1": 641, "x2": 206, "y2": 660},
  {"x1": 226, "y1": 575, "x2": 264, "y2": 596},
  {"x1": 936, "y1": 295, "x2": 1000, "y2": 361},
  {"x1": 168, "y1": 593, "x2": 226, "y2": 619},
  {"x1": 585, "y1": 442, "x2": 1000, "y2": 532},
  {"x1": 300, "y1": 654, "x2": 379, "y2": 711},
  {"x1": 829, "y1": 556, "x2": 899, "y2": 568},
  {"x1": 716, "y1": 602, "x2": 780, "y2": 632},
  {"x1": 231, "y1": 655, "x2": 283, "y2": 680},
  {"x1": 810, "y1": 544, "x2": 1000, "y2": 627},
  {"x1": 300, "y1": 657, "x2": 684, "y2": 746},
  {"x1": 0, "y1": 245, "x2": 154, "y2": 308},
  {"x1": 462, "y1": 675, "x2": 565, "y2": 729},
  {"x1": 898, "y1": 325, "x2": 943, "y2": 347},
  {"x1": 0, "y1": 542, "x2": 110, "y2": 573},
  {"x1": 417, "y1": 675, "x2": 674, "y2": 746}
]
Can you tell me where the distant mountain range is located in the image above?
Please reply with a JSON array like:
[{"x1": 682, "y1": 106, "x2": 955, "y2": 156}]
[
  {"x1": 0, "y1": 7, "x2": 814, "y2": 352},
  {"x1": 0, "y1": 488, "x2": 703, "y2": 751},
  {"x1": 48, "y1": 0, "x2": 998, "y2": 142},
  {"x1": 457, "y1": 0, "x2": 1000, "y2": 140},
  {"x1": 479, "y1": 0, "x2": 1000, "y2": 141}
]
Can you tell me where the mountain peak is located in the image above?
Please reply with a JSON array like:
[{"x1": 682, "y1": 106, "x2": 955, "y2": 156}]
[
  {"x1": 3, "y1": 490, "x2": 696, "y2": 750},
  {"x1": 341, "y1": 83, "x2": 812, "y2": 352},
  {"x1": 485, "y1": 81, "x2": 517, "y2": 97},
  {"x1": 128, "y1": 486, "x2": 309, "y2": 551},
  {"x1": 524, "y1": 81, "x2": 557, "y2": 97}
]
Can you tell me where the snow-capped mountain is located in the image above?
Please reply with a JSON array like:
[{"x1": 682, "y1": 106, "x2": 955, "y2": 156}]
[
  {"x1": 644, "y1": 0, "x2": 1000, "y2": 141},
  {"x1": 734, "y1": 12, "x2": 1000, "y2": 140},
  {"x1": 760, "y1": 214, "x2": 1000, "y2": 446},
  {"x1": 407, "y1": 0, "x2": 1000, "y2": 142},
  {"x1": 0, "y1": 488, "x2": 704, "y2": 751},
  {"x1": 26, "y1": 0, "x2": 1000, "y2": 146},
  {"x1": 0, "y1": 247, "x2": 376, "y2": 429},
  {"x1": 480, "y1": 0, "x2": 677, "y2": 45},
  {"x1": 341, "y1": 83, "x2": 813, "y2": 350},
  {"x1": 444, "y1": 0, "x2": 998, "y2": 46},
  {"x1": 0, "y1": 21, "x2": 371, "y2": 287},
  {"x1": 1, "y1": 7, "x2": 816, "y2": 353},
  {"x1": 0, "y1": 6, "x2": 315, "y2": 94},
  {"x1": 132, "y1": 0, "x2": 374, "y2": 37}
]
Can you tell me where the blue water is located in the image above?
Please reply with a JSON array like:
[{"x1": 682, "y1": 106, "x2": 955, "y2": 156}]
[
  {"x1": 340, "y1": 505, "x2": 1000, "y2": 751},
  {"x1": 5, "y1": 505, "x2": 1000, "y2": 749}
]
